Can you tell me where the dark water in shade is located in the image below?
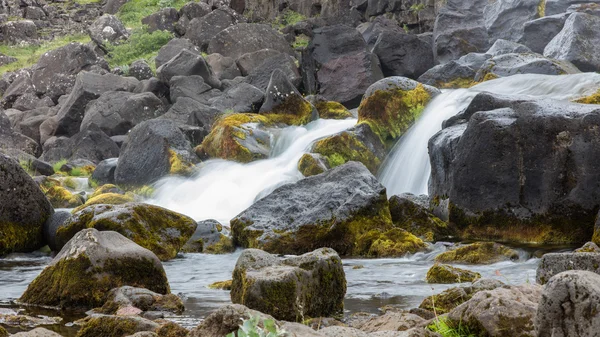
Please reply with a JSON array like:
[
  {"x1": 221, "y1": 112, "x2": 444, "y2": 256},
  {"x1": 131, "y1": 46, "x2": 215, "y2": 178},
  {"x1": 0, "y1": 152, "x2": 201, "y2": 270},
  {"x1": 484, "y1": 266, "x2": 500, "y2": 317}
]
[{"x1": 0, "y1": 242, "x2": 563, "y2": 335}]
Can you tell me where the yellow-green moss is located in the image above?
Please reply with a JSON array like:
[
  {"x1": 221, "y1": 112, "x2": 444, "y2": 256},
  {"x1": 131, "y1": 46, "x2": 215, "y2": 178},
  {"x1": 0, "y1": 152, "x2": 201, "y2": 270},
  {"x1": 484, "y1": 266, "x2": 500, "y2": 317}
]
[
  {"x1": 312, "y1": 131, "x2": 381, "y2": 174},
  {"x1": 0, "y1": 218, "x2": 45, "y2": 256},
  {"x1": 297, "y1": 153, "x2": 326, "y2": 177},
  {"x1": 419, "y1": 287, "x2": 471, "y2": 314},
  {"x1": 156, "y1": 321, "x2": 188, "y2": 337},
  {"x1": 358, "y1": 228, "x2": 426, "y2": 257},
  {"x1": 482, "y1": 72, "x2": 499, "y2": 82},
  {"x1": 45, "y1": 186, "x2": 85, "y2": 208},
  {"x1": 63, "y1": 177, "x2": 77, "y2": 189},
  {"x1": 208, "y1": 279, "x2": 233, "y2": 290},
  {"x1": 426, "y1": 264, "x2": 481, "y2": 284},
  {"x1": 20, "y1": 253, "x2": 169, "y2": 309},
  {"x1": 260, "y1": 94, "x2": 315, "y2": 126},
  {"x1": 76, "y1": 315, "x2": 153, "y2": 337},
  {"x1": 131, "y1": 185, "x2": 155, "y2": 198},
  {"x1": 538, "y1": 0, "x2": 546, "y2": 17},
  {"x1": 0, "y1": 325, "x2": 7, "y2": 337},
  {"x1": 197, "y1": 113, "x2": 272, "y2": 163},
  {"x1": 90, "y1": 184, "x2": 122, "y2": 199},
  {"x1": 436, "y1": 78, "x2": 478, "y2": 89},
  {"x1": 204, "y1": 234, "x2": 235, "y2": 254},
  {"x1": 168, "y1": 149, "x2": 195, "y2": 176},
  {"x1": 434, "y1": 242, "x2": 519, "y2": 264},
  {"x1": 38, "y1": 177, "x2": 62, "y2": 192},
  {"x1": 72, "y1": 193, "x2": 135, "y2": 213},
  {"x1": 315, "y1": 101, "x2": 353, "y2": 120},
  {"x1": 575, "y1": 89, "x2": 600, "y2": 105},
  {"x1": 389, "y1": 196, "x2": 453, "y2": 242},
  {"x1": 57, "y1": 204, "x2": 196, "y2": 261},
  {"x1": 358, "y1": 84, "x2": 432, "y2": 146}
]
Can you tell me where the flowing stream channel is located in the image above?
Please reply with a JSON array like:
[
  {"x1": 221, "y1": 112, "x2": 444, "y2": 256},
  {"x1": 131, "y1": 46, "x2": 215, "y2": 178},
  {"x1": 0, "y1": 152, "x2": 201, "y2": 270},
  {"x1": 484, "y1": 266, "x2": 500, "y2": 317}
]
[{"x1": 2, "y1": 73, "x2": 600, "y2": 334}]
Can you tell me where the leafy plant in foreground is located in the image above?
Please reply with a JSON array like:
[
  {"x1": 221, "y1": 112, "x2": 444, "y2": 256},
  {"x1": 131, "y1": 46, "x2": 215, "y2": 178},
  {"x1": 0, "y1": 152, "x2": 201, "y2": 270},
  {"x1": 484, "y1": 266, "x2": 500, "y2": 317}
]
[{"x1": 226, "y1": 315, "x2": 286, "y2": 337}]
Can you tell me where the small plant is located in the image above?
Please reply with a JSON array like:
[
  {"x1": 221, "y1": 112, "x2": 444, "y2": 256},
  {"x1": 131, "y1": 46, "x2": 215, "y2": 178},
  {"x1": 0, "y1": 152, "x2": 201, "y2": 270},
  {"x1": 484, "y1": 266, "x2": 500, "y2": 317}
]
[
  {"x1": 158, "y1": 0, "x2": 174, "y2": 8},
  {"x1": 52, "y1": 159, "x2": 69, "y2": 174},
  {"x1": 274, "y1": 10, "x2": 306, "y2": 30},
  {"x1": 428, "y1": 316, "x2": 477, "y2": 337},
  {"x1": 403, "y1": 23, "x2": 410, "y2": 33},
  {"x1": 292, "y1": 35, "x2": 310, "y2": 49},
  {"x1": 19, "y1": 159, "x2": 34, "y2": 176},
  {"x1": 226, "y1": 315, "x2": 286, "y2": 337},
  {"x1": 63, "y1": 177, "x2": 77, "y2": 190},
  {"x1": 410, "y1": 3, "x2": 426, "y2": 33}
]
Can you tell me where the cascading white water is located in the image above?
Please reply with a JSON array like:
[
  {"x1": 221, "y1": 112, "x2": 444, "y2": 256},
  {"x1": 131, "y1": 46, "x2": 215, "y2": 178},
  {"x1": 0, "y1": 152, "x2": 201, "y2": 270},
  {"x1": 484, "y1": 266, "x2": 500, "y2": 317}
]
[
  {"x1": 379, "y1": 73, "x2": 600, "y2": 196},
  {"x1": 150, "y1": 118, "x2": 357, "y2": 223}
]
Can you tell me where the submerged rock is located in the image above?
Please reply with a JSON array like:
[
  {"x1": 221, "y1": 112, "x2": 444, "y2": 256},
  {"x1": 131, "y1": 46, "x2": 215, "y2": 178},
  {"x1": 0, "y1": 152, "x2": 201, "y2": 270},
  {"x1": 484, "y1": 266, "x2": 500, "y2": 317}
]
[
  {"x1": 56, "y1": 203, "x2": 196, "y2": 261},
  {"x1": 536, "y1": 270, "x2": 600, "y2": 337},
  {"x1": 434, "y1": 242, "x2": 519, "y2": 264},
  {"x1": 230, "y1": 248, "x2": 346, "y2": 321},
  {"x1": 20, "y1": 228, "x2": 169, "y2": 309},
  {"x1": 426, "y1": 264, "x2": 481, "y2": 284},
  {"x1": 232, "y1": 161, "x2": 424, "y2": 257},
  {"x1": 0, "y1": 154, "x2": 54, "y2": 256}
]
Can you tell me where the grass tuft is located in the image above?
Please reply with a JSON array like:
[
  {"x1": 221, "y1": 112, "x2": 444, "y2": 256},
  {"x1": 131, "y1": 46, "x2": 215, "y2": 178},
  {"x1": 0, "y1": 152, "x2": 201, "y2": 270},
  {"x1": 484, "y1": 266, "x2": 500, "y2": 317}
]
[
  {"x1": 116, "y1": 0, "x2": 188, "y2": 29},
  {"x1": 52, "y1": 159, "x2": 69, "y2": 174},
  {"x1": 428, "y1": 316, "x2": 477, "y2": 337},
  {"x1": 105, "y1": 28, "x2": 173, "y2": 70}
]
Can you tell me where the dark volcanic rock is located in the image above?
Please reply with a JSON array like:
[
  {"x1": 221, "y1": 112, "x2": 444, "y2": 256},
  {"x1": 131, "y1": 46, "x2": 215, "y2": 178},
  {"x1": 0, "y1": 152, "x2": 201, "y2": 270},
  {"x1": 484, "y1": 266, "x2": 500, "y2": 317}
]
[
  {"x1": 156, "y1": 49, "x2": 221, "y2": 88},
  {"x1": 41, "y1": 124, "x2": 120, "y2": 164},
  {"x1": 207, "y1": 23, "x2": 293, "y2": 60},
  {"x1": 155, "y1": 38, "x2": 201, "y2": 68},
  {"x1": 0, "y1": 154, "x2": 54, "y2": 256},
  {"x1": 88, "y1": 14, "x2": 129, "y2": 50},
  {"x1": 91, "y1": 158, "x2": 118, "y2": 185},
  {"x1": 372, "y1": 30, "x2": 434, "y2": 79},
  {"x1": 185, "y1": 8, "x2": 240, "y2": 51},
  {"x1": 142, "y1": 7, "x2": 179, "y2": 33},
  {"x1": 519, "y1": 14, "x2": 568, "y2": 54}
]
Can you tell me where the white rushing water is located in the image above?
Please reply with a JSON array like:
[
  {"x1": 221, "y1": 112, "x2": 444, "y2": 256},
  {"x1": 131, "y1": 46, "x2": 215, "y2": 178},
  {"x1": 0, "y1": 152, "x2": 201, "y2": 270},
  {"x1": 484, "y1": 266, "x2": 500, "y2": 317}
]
[
  {"x1": 379, "y1": 73, "x2": 600, "y2": 196},
  {"x1": 150, "y1": 118, "x2": 357, "y2": 223}
]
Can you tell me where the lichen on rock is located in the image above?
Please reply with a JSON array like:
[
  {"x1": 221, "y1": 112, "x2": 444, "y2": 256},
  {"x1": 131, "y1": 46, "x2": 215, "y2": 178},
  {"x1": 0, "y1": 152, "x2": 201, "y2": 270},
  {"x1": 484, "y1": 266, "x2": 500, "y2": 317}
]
[{"x1": 435, "y1": 242, "x2": 519, "y2": 264}]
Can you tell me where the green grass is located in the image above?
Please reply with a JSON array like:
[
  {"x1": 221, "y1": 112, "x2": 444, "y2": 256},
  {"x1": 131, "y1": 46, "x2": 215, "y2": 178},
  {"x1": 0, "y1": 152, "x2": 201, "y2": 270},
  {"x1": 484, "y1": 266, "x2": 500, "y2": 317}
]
[
  {"x1": 273, "y1": 10, "x2": 306, "y2": 30},
  {"x1": 0, "y1": 34, "x2": 90, "y2": 75},
  {"x1": 292, "y1": 34, "x2": 309, "y2": 49},
  {"x1": 19, "y1": 159, "x2": 35, "y2": 176},
  {"x1": 428, "y1": 317, "x2": 477, "y2": 337},
  {"x1": 116, "y1": 0, "x2": 188, "y2": 28},
  {"x1": 105, "y1": 28, "x2": 173, "y2": 70},
  {"x1": 63, "y1": 177, "x2": 77, "y2": 189},
  {"x1": 52, "y1": 159, "x2": 69, "y2": 174},
  {"x1": 72, "y1": 0, "x2": 101, "y2": 4}
]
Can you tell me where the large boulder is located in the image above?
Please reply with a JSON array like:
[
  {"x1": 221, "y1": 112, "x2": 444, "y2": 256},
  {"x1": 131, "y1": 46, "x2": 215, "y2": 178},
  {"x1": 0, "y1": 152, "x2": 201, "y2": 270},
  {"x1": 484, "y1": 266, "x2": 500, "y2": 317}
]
[
  {"x1": 426, "y1": 264, "x2": 481, "y2": 284},
  {"x1": 419, "y1": 278, "x2": 505, "y2": 314},
  {"x1": 207, "y1": 23, "x2": 293, "y2": 60},
  {"x1": 231, "y1": 161, "x2": 425, "y2": 257},
  {"x1": 209, "y1": 82, "x2": 264, "y2": 113},
  {"x1": 536, "y1": 252, "x2": 600, "y2": 284},
  {"x1": 357, "y1": 77, "x2": 440, "y2": 147},
  {"x1": 231, "y1": 248, "x2": 346, "y2": 321},
  {"x1": 114, "y1": 119, "x2": 198, "y2": 186},
  {"x1": 518, "y1": 14, "x2": 568, "y2": 54},
  {"x1": 389, "y1": 194, "x2": 451, "y2": 242},
  {"x1": 54, "y1": 203, "x2": 196, "y2": 261},
  {"x1": 169, "y1": 75, "x2": 212, "y2": 103},
  {"x1": 99, "y1": 286, "x2": 184, "y2": 315},
  {"x1": 0, "y1": 154, "x2": 54, "y2": 256},
  {"x1": 245, "y1": 52, "x2": 301, "y2": 91},
  {"x1": 0, "y1": 110, "x2": 39, "y2": 157},
  {"x1": 156, "y1": 49, "x2": 221, "y2": 88},
  {"x1": 544, "y1": 12, "x2": 600, "y2": 72},
  {"x1": 474, "y1": 52, "x2": 579, "y2": 81},
  {"x1": 141, "y1": 7, "x2": 179, "y2": 33},
  {"x1": 446, "y1": 284, "x2": 542, "y2": 337},
  {"x1": 429, "y1": 92, "x2": 600, "y2": 245},
  {"x1": 19, "y1": 228, "x2": 169, "y2": 309},
  {"x1": 372, "y1": 30, "x2": 434, "y2": 79},
  {"x1": 88, "y1": 14, "x2": 129, "y2": 50},
  {"x1": 181, "y1": 219, "x2": 233, "y2": 253},
  {"x1": 80, "y1": 91, "x2": 165, "y2": 136},
  {"x1": 482, "y1": 0, "x2": 540, "y2": 42},
  {"x1": 303, "y1": 24, "x2": 383, "y2": 107},
  {"x1": 155, "y1": 38, "x2": 201, "y2": 68},
  {"x1": 185, "y1": 8, "x2": 241, "y2": 51},
  {"x1": 91, "y1": 158, "x2": 118, "y2": 185},
  {"x1": 355, "y1": 311, "x2": 426, "y2": 333},
  {"x1": 536, "y1": 270, "x2": 600, "y2": 337},
  {"x1": 258, "y1": 69, "x2": 316, "y2": 125},
  {"x1": 1, "y1": 20, "x2": 37, "y2": 44},
  {"x1": 53, "y1": 72, "x2": 139, "y2": 137},
  {"x1": 31, "y1": 43, "x2": 106, "y2": 97},
  {"x1": 41, "y1": 125, "x2": 120, "y2": 164},
  {"x1": 544, "y1": 0, "x2": 595, "y2": 16}
]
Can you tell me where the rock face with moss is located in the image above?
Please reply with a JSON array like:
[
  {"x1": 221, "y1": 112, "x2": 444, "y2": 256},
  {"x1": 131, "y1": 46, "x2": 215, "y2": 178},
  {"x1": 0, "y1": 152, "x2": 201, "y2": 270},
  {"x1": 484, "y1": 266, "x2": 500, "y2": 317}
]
[
  {"x1": 114, "y1": 120, "x2": 198, "y2": 186},
  {"x1": 20, "y1": 228, "x2": 169, "y2": 309},
  {"x1": 232, "y1": 161, "x2": 424, "y2": 257},
  {"x1": 188, "y1": 304, "x2": 274, "y2": 337},
  {"x1": 419, "y1": 278, "x2": 505, "y2": 314},
  {"x1": 258, "y1": 69, "x2": 317, "y2": 126},
  {"x1": 426, "y1": 264, "x2": 481, "y2": 284},
  {"x1": 389, "y1": 194, "x2": 452, "y2": 242},
  {"x1": 0, "y1": 154, "x2": 54, "y2": 256},
  {"x1": 435, "y1": 242, "x2": 519, "y2": 264},
  {"x1": 55, "y1": 203, "x2": 196, "y2": 261},
  {"x1": 357, "y1": 77, "x2": 440, "y2": 147},
  {"x1": 44, "y1": 186, "x2": 85, "y2": 209},
  {"x1": 76, "y1": 315, "x2": 160, "y2": 337},
  {"x1": 311, "y1": 123, "x2": 386, "y2": 174},
  {"x1": 230, "y1": 248, "x2": 346, "y2": 321},
  {"x1": 196, "y1": 113, "x2": 272, "y2": 163},
  {"x1": 182, "y1": 219, "x2": 234, "y2": 254},
  {"x1": 73, "y1": 192, "x2": 135, "y2": 212},
  {"x1": 446, "y1": 284, "x2": 542, "y2": 337},
  {"x1": 429, "y1": 92, "x2": 600, "y2": 245},
  {"x1": 297, "y1": 153, "x2": 328, "y2": 177}
]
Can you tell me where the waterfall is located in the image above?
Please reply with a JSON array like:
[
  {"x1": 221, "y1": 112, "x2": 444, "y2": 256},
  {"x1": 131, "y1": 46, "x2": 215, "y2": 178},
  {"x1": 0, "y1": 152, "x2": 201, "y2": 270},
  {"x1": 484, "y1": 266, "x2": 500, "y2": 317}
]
[
  {"x1": 150, "y1": 118, "x2": 357, "y2": 223},
  {"x1": 379, "y1": 73, "x2": 600, "y2": 196}
]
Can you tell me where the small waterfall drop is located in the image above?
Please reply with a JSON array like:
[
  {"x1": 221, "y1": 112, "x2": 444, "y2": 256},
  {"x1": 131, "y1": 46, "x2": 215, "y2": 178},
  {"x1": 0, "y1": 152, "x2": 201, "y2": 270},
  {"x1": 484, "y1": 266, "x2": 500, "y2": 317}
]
[
  {"x1": 150, "y1": 118, "x2": 357, "y2": 223},
  {"x1": 379, "y1": 73, "x2": 600, "y2": 196}
]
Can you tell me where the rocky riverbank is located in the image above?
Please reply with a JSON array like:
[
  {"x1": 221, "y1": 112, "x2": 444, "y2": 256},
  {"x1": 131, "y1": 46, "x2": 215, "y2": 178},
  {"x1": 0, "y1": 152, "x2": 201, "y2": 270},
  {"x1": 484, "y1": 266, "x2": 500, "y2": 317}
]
[{"x1": 1, "y1": 0, "x2": 600, "y2": 336}]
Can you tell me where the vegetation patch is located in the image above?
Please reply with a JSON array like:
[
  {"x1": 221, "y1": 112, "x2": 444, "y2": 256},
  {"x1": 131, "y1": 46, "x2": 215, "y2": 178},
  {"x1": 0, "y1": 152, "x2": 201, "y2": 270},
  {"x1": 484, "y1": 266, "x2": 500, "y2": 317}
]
[
  {"x1": 428, "y1": 316, "x2": 477, "y2": 337},
  {"x1": 105, "y1": 28, "x2": 173, "y2": 70},
  {"x1": 117, "y1": 0, "x2": 187, "y2": 28},
  {"x1": 574, "y1": 89, "x2": 600, "y2": 105}
]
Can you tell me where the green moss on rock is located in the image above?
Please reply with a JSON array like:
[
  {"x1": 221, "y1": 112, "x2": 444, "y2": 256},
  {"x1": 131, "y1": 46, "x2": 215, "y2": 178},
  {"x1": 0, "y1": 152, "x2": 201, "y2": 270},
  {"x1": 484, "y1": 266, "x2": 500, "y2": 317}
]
[
  {"x1": 57, "y1": 203, "x2": 196, "y2": 261},
  {"x1": 155, "y1": 321, "x2": 188, "y2": 337},
  {"x1": 358, "y1": 83, "x2": 432, "y2": 147},
  {"x1": 435, "y1": 242, "x2": 519, "y2": 264},
  {"x1": 426, "y1": 264, "x2": 481, "y2": 284},
  {"x1": 312, "y1": 131, "x2": 381, "y2": 174},
  {"x1": 297, "y1": 153, "x2": 327, "y2": 177},
  {"x1": 90, "y1": 184, "x2": 123, "y2": 199},
  {"x1": 389, "y1": 195, "x2": 453, "y2": 242},
  {"x1": 196, "y1": 113, "x2": 272, "y2": 163},
  {"x1": 315, "y1": 101, "x2": 353, "y2": 119},
  {"x1": 169, "y1": 149, "x2": 195, "y2": 176},
  {"x1": 204, "y1": 234, "x2": 235, "y2": 254},
  {"x1": 76, "y1": 315, "x2": 159, "y2": 337},
  {"x1": 45, "y1": 186, "x2": 85, "y2": 208},
  {"x1": 260, "y1": 94, "x2": 315, "y2": 126},
  {"x1": 208, "y1": 279, "x2": 233, "y2": 290},
  {"x1": 575, "y1": 89, "x2": 600, "y2": 105},
  {"x1": 72, "y1": 193, "x2": 135, "y2": 213},
  {"x1": 357, "y1": 228, "x2": 426, "y2": 257},
  {"x1": 0, "y1": 325, "x2": 7, "y2": 337}
]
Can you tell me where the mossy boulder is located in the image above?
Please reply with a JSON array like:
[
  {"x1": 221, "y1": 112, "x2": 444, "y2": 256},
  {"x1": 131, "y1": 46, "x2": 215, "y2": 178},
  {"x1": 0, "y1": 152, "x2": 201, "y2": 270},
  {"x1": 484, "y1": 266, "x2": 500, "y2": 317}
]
[
  {"x1": 426, "y1": 264, "x2": 481, "y2": 284},
  {"x1": 311, "y1": 123, "x2": 386, "y2": 174},
  {"x1": 258, "y1": 69, "x2": 317, "y2": 126},
  {"x1": 419, "y1": 278, "x2": 505, "y2": 314},
  {"x1": 0, "y1": 154, "x2": 54, "y2": 256},
  {"x1": 357, "y1": 77, "x2": 440, "y2": 147},
  {"x1": 232, "y1": 162, "x2": 403, "y2": 256},
  {"x1": 44, "y1": 186, "x2": 85, "y2": 209},
  {"x1": 536, "y1": 252, "x2": 600, "y2": 285},
  {"x1": 196, "y1": 113, "x2": 272, "y2": 163},
  {"x1": 20, "y1": 228, "x2": 170, "y2": 309},
  {"x1": 99, "y1": 286, "x2": 184, "y2": 315},
  {"x1": 389, "y1": 194, "x2": 453, "y2": 242},
  {"x1": 314, "y1": 100, "x2": 353, "y2": 120},
  {"x1": 297, "y1": 153, "x2": 328, "y2": 177},
  {"x1": 575, "y1": 242, "x2": 600, "y2": 253},
  {"x1": 181, "y1": 219, "x2": 234, "y2": 254},
  {"x1": 90, "y1": 184, "x2": 124, "y2": 198},
  {"x1": 0, "y1": 326, "x2": 6, "y2": 337},
  {"x1": 56, "y1": 203, "x2": 197, "y2": 261},
  {"x1": 72, "y1": 193, "x2": 135, "y2": 213},
  {"x1": 359, "y1": 228, "x2": 426, "y2": 258},
  {"x1": 76, "y1": 315, "x2": 160, "y2": 337},
  {"x1": 435, "y1": 242, "x2": 519, "y2": 264},
  {"x1": 188, "y1": 304, "x2": 274, "y2": 337},
  {"x1": 155, "y1": 322, "x2": 188, "y2": 337},
  {"x1": 230, "y1": 248, "x2": 346, "y2": 321},
  {"x1": 208, "y1": 280, "x2": 232, "y2": 290}
]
